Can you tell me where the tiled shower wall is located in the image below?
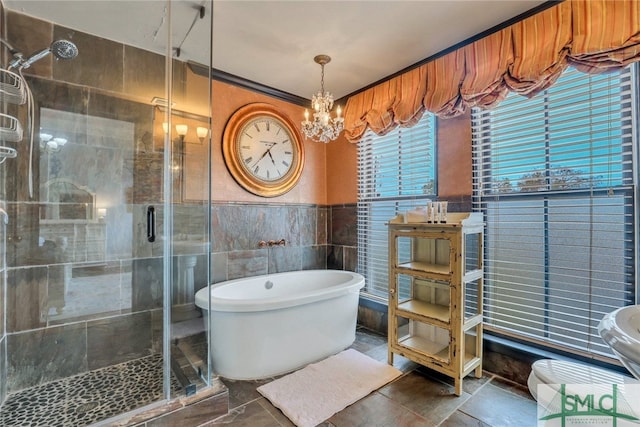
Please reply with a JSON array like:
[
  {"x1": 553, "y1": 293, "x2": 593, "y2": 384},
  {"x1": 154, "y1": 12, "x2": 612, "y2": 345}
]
[{"x1": 0, "y1": 9, "x2": 187, "y2": 395}]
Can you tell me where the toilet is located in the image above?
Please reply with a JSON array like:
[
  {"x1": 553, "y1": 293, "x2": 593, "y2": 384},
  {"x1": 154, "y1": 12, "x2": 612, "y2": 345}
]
[{"x1": 528, "y1": 359, "x2": 640, "y2": 401}]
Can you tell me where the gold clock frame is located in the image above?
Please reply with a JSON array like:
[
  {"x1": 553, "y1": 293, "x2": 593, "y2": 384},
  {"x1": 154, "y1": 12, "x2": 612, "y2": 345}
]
[{"x1": 222, "y1": 103, "x2": 305, "y2": 198}]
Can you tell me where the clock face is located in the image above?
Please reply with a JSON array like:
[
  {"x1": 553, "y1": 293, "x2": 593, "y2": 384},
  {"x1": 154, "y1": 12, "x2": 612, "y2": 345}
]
[
  {"x1": 222, "y1": 103, "x2": 304, "y2": 197},
  {"x1": 237, "y1": 117, "x2": 295, "y2": 182}
]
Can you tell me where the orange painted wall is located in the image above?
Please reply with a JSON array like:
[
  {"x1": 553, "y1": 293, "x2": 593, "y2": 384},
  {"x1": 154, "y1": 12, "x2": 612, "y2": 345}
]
[
  {"x1": 185, "y1": 68, "x2": 471, "y2": 206},
  {"x1": 184, "y1": 69, "x2": 327, "y2": 205},
  {"x1": 437, "y1": 112, "x2": 472, "y2": 198},
  {"x1": 325, "y1": 133, "x2": 358, "y2": 205}
]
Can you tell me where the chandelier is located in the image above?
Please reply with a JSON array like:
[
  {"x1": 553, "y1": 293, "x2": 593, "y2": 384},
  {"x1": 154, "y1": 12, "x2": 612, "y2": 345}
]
[{"x1": 301, "y1": 54, "x2": 344, "y2": 143}]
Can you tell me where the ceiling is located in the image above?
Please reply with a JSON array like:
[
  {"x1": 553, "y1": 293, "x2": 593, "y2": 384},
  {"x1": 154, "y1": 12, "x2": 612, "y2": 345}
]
[{"x1": 4, "y1": 0, "x2": 548, "y2": 101}]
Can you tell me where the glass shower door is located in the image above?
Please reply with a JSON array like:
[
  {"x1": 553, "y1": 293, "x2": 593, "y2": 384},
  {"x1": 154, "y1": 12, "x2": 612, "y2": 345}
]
[
  {"x1": 161, "y1": 0, "x2": 214, "y2": 399},
  {"x1": 0, "y1": 1, "x2": 215, "y2": 424}
]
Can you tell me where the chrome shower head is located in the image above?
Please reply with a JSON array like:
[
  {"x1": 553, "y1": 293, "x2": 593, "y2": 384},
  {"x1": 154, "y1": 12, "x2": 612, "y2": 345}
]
[
  {"x1": 51, "y1": 39, "x2": 78, "y2": 60},
  {"x1": 11, "y1": 39, "x2": 78, "y2": 70}
]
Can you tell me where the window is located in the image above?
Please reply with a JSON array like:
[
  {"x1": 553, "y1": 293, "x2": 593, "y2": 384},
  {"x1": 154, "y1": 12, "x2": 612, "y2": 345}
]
[
  {"x1": 357, "y1": 113, "x2": 437, "y2": 299},
  {"x1": 472, "y1": 65, "x2": 637, "y2": 358}
]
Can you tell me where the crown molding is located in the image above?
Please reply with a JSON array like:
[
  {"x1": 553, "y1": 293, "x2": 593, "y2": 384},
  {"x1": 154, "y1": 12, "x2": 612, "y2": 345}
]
[{"x1": 188, "y1": 62, "x2": 310, "y2": 107}]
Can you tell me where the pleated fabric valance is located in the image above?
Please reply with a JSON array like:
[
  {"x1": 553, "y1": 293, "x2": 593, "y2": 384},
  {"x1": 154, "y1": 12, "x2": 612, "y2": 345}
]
[{"x1": 343, "y1": 0, "x2": 640, "y2": 142}]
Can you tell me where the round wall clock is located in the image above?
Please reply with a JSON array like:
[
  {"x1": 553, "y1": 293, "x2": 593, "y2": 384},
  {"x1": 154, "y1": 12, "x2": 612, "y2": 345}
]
[{"x1": 222, "y1": 103, "x2": 304, "y2": 197}]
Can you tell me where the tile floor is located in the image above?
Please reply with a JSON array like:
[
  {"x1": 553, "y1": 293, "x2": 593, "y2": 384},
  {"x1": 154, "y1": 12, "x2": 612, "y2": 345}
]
[
  {"x1": 0, "y1": 326, "x2": 538, "y2": 426},
  {"x1": 206, "y1": 326, "x2": 538, "y2": 426}
]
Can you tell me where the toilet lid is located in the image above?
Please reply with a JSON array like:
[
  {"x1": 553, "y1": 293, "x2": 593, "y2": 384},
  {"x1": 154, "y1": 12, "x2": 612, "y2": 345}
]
[{"x1": 532, "y1": 359, "x2": 639, "y2": 385}]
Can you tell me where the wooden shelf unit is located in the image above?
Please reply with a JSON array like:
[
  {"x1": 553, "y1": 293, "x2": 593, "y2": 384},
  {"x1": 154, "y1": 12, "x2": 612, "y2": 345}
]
[{"x1": 388, "y1": 212, "x2": 484, "y2": 396}]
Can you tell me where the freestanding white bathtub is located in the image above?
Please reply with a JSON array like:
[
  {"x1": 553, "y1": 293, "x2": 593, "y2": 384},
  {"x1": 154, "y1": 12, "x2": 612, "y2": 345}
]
[{"x1": 194, "y1": 269, "x2": 365, "y2": 380}]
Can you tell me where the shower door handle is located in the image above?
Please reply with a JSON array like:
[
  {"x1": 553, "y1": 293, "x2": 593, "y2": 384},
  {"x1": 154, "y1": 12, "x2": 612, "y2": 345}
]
[{"x1": 147, "y1": 206, "x2": 156, "y2": 242}]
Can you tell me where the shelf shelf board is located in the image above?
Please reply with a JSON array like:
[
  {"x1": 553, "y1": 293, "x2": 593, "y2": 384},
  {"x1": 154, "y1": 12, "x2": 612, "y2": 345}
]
[
  {"x1": 397, "y1": 300, "x2": 450, "y2": 323},
  {"x1": 463, "y1": 269, "x2": 483, "y2": 282},
  {"x1": 397, "y1": 261, "x2": 450, "y2": 275},
  {"x1": 397, "y1": 335, "x2": 450, "y2": 362},
  {"x1": 463, "y1": 314, "x2": 483, "y2": 329},
  {"x1": 463, "y1": 355, "x2": 482, "y2": 375}
]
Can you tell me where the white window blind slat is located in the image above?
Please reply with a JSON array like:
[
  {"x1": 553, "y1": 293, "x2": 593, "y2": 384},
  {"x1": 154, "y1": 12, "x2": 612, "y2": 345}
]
[
  {"x1": 358, "y1": 115, "x2": 436, "y2": 299},
  {"x1": 472, "y1": 65, "x2": 637, "y2": 359}
]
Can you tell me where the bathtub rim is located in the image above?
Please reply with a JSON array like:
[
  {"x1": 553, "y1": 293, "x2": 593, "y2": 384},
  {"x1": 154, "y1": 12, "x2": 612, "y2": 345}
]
[{"x1": 194, "y1": 269, "x2": 364, "y2": 313}]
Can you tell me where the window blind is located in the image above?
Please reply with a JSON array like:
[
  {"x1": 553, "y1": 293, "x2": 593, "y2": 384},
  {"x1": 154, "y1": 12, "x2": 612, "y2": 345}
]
[
  {"x1": 471, "y1": 65, "x2": 637, "y2": 358},
  {"x1": 357, "y1": 113, "x2": 436, "y2": 299}
]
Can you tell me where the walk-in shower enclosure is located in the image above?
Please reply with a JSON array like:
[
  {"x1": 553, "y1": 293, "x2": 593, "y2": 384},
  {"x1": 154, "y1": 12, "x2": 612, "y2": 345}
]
[{"x1": 0, "y1": 1, "x2": 214, "y2": 423}]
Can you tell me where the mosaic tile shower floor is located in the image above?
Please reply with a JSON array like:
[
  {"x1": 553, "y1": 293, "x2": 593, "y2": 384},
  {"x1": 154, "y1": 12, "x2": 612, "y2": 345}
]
[{"x1": 0, "y1": 354, "x2": 182, "y2": 427}]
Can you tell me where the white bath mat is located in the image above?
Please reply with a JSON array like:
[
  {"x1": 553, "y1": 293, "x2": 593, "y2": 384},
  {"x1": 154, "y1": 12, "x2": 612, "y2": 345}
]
[{"x1": 257, "y1": 348, "x2": 402, "y2": 427}]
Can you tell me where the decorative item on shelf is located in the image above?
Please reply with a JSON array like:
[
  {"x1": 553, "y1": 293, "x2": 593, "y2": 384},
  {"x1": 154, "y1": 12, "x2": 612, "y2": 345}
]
[
  {"x1": 301, "y1": 54, "x2": 343, "y2": 143},
  {"x1": 39, "y1": 132, "x2": 68, "y2": 153},
  {"x1": 404, "y1": 201, "x2": 449, "y2": 223}
]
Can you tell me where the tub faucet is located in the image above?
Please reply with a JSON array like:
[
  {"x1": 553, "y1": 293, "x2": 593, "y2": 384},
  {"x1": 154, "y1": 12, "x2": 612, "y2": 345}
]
[{"x1": 258, "y1": 239, "x2": 286, "y2": 247}]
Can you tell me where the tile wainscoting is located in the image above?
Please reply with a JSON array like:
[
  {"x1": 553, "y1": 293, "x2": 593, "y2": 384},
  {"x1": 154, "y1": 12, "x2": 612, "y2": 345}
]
[
  {"x1": 3, "y1": 201, "x2": 357, "y2": 395},
  {"x1": 209, "y1": 202, "x2": 357, "y2": 283}
]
